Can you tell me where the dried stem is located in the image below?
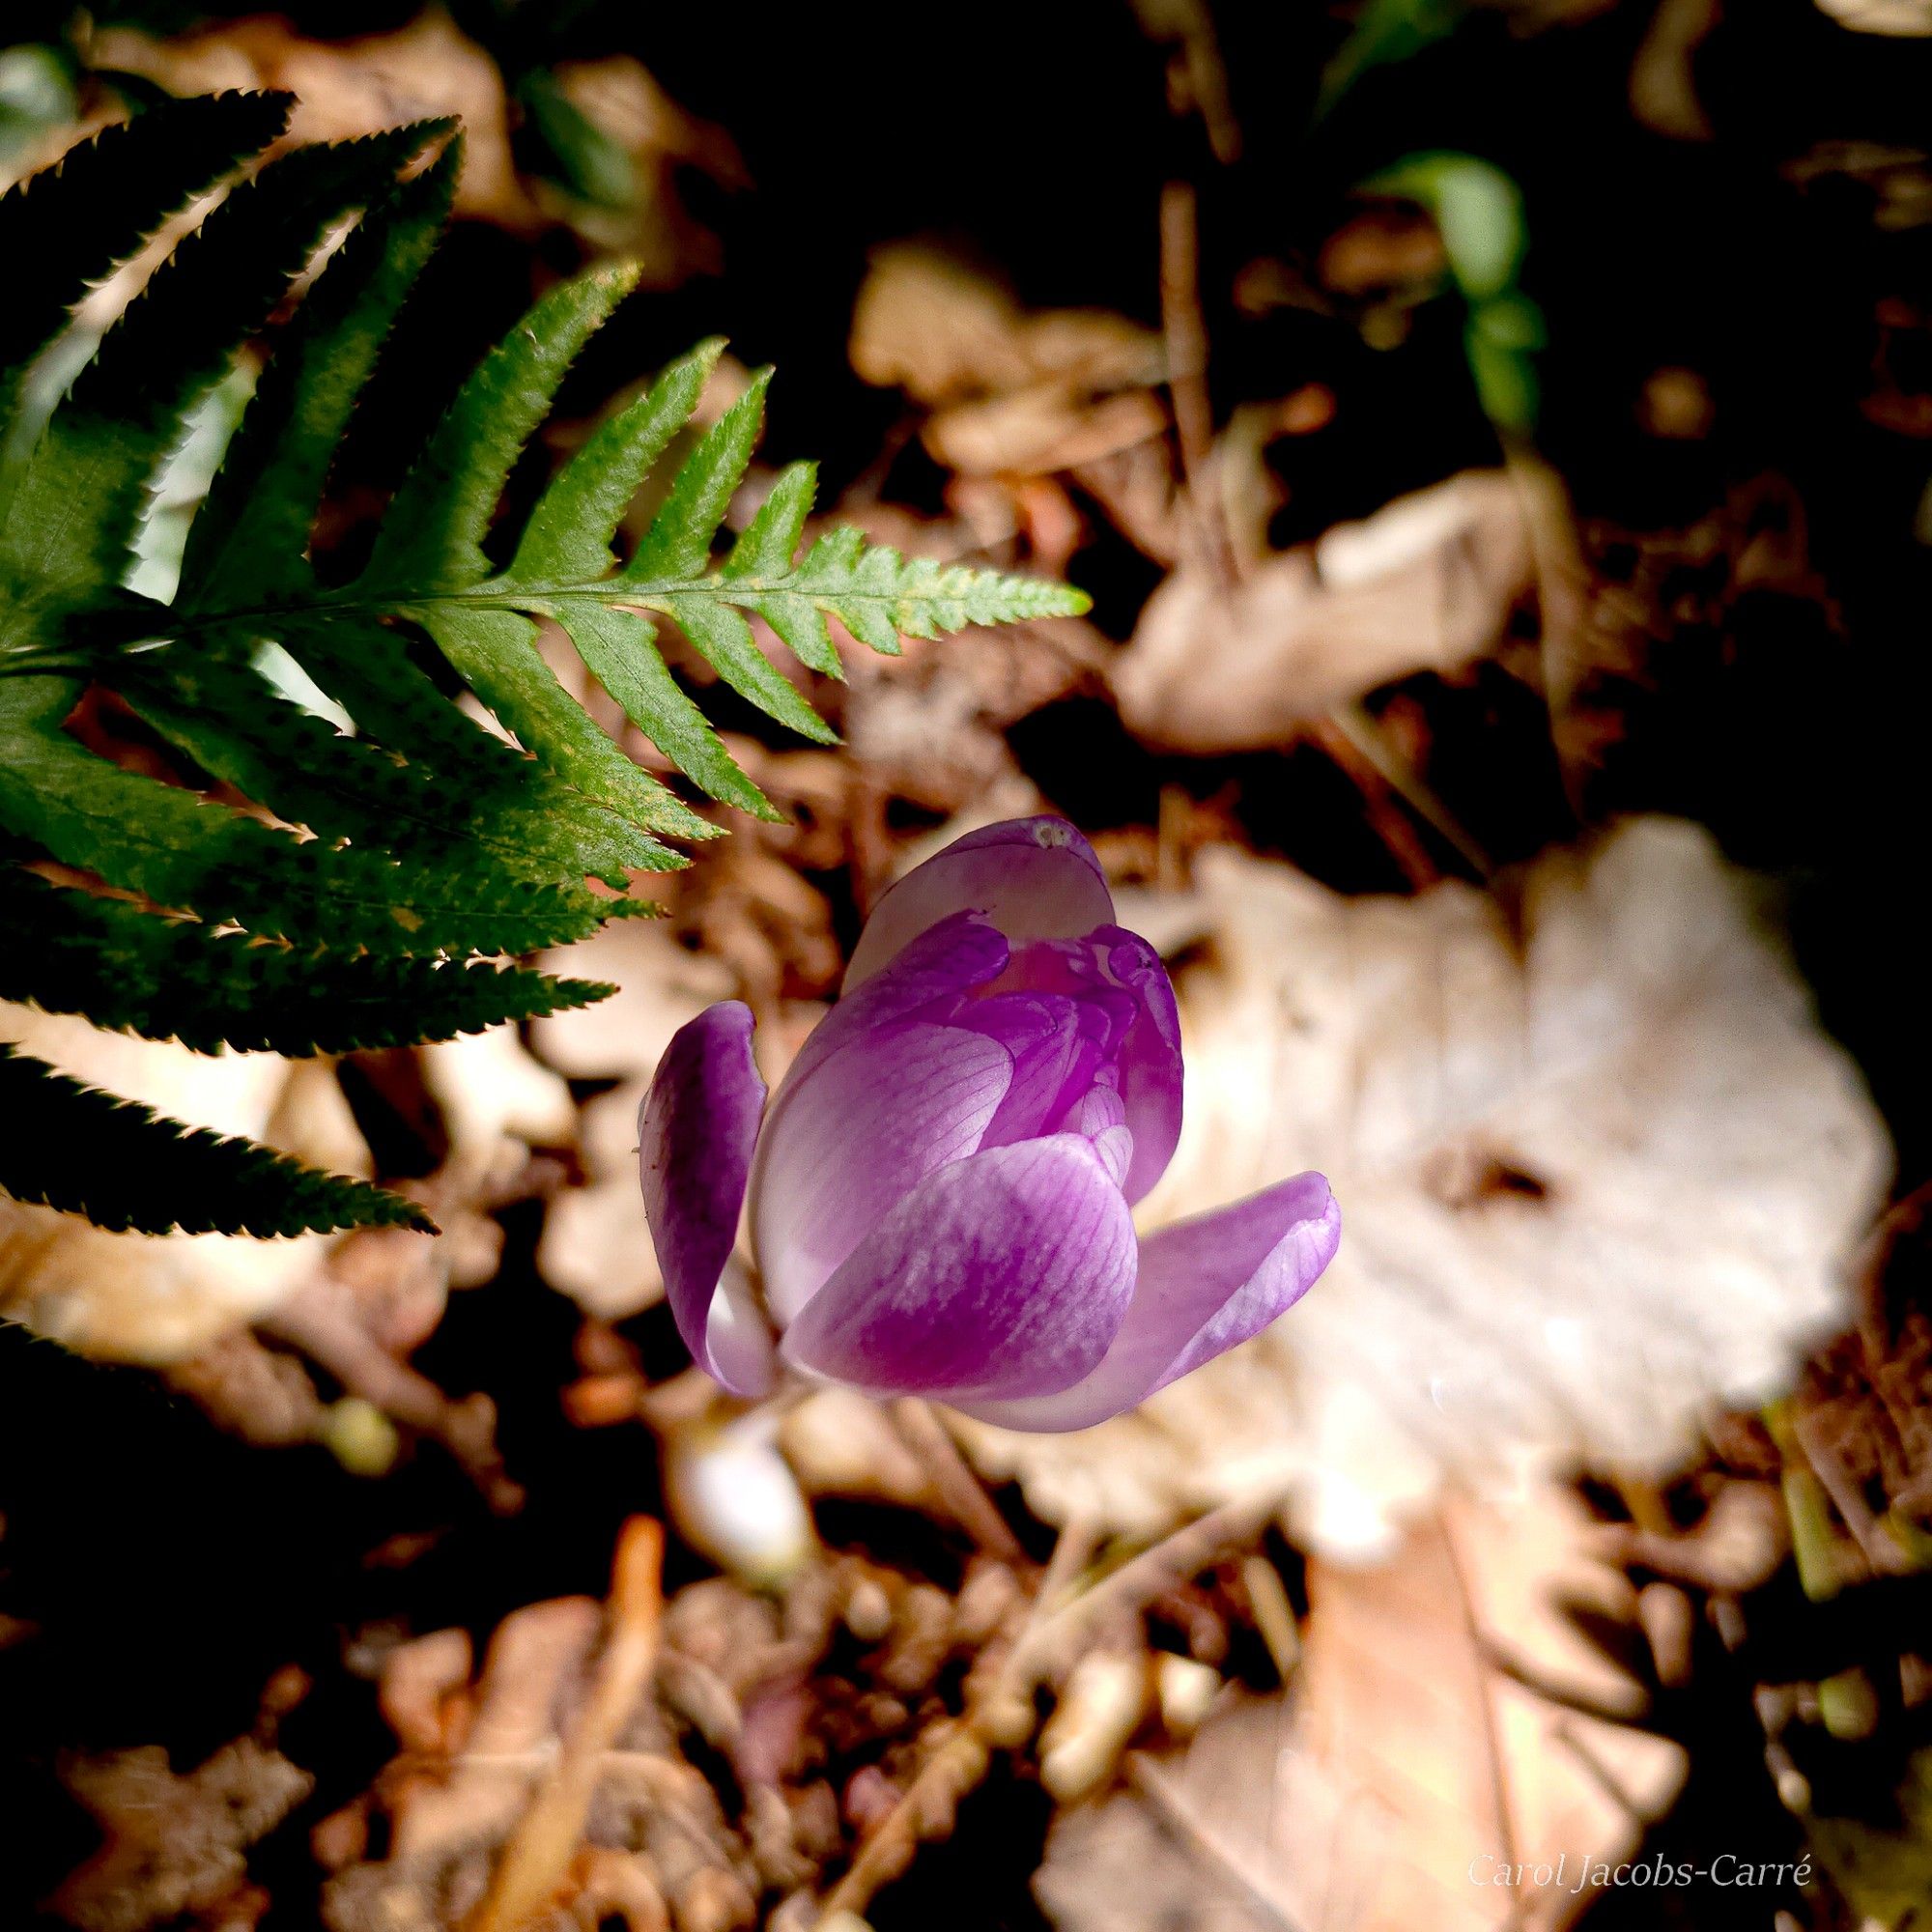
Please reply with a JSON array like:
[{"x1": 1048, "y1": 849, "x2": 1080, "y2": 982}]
[
  {"x1": 466, "y1": 1519, "x2": 664, "y2": 1932},
  {"x1": 890, "y1": 1399, "x2": 1027, "y2": 1564},
  {"x1": 1158, "y1": 179, "x2": 1231, "y2": 587}
]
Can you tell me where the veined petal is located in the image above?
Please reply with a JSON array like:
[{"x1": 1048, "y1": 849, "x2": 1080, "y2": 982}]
[
  {"x1": 780, "y1": 1135, "x2": 1137, "y2": 1403},
  {"x1": 952, "y1": 993, "x2": 1089, "y2": 1147},
  {"x1": 1002, "y1": 926, "x2": 1182, "y2": 1205},
  {"x1": 1073, "y1": 1085, "x2": 1133, "y2": 1190},
  {"x1": 844, "y1": 817, "x2": 1115, "y2": 990},
  {"x1": 955, "y1": 1172, "x2": 1339, "y2": 1432},
  {"x1": 780, "y1": 911, "x2": 1009, "y2": 1103},
  {"x1": 753, "y1": 1021, "x2": 1013, "y2": 1324},
  {"x1": 639, "y1": 1004, "x2": 772, "y2": 1394}
]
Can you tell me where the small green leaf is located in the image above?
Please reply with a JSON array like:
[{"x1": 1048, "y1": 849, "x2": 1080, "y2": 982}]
[
  {"x1": 660, "y1": 594, "x2": 836, "y2": 744},
  {"x1": 513, "y1": 336, "x2": 722, "y2": 582},
  {"x1": 410, "y1": 601, "x2": 710, "y2": 856},
  {"x1": 723, "y1": 462, "x2": 816, "y2": 580},
  {"x1": 273, "y1": 612, "x2": 659, "y2": 885}
]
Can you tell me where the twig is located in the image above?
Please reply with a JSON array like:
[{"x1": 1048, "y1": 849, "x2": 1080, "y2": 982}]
[
  {"x1": 1025, "y1": 1511, "x2": 1100, "y2": 1635},
  {"x1": 263, "y1": 1275, "x2": 520, "y2": 1512},
  {"x1": 1160, "y1": 173, "x2": 1472, "y2": 889},
  {"x1": 466, "y1": 1519, "x2": 664, "y2": 1932},
  {"x1": 1012, "y1": 1485, "x2": 1286, "y2": 1688},
  {"x1": 889, "y1": 1399, "x2": 1027, "y2": 1564},
  {"x1": 1158, "y1": 179, "x2": 1233, "y2": 587},
  {"x1": 1303, "y1": 717, "x2": 1441, "y2": 890},
  {"x1": 1325, "y1": 702, "x2": 1493, "y2": 882}
]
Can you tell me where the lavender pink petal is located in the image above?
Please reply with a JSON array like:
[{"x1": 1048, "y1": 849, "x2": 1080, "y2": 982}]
[
  {"x1": 954, "y1": 1172, "x2": 1340, "y2": 1432},
  {"x1": 639, "y1": 1003, "x2": 772, "y2": 1394},
  {"x1": 779, "y1": 1134, "x2": 1138, "y2": 1403}
]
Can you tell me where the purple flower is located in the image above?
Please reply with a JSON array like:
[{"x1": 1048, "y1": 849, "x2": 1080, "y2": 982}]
[{"x1": 639, "y1": 816, "x2": 1339, "y2": 1431}]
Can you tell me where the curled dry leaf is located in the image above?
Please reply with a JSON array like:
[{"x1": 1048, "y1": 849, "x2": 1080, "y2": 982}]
[
  {"x1": 93, "y1": 14, "x2": 528, "y2": 223},
  {"x1": 0, "y1": 1002, "x2": 326, "y2": 1361},
  {"x1": 1035, "y1": 1487, "x2": 1684, "y2": 1932},
  {"x1": 959, "y1": 818, "x2": 1890, "y2": 1554},
  {"x1": 850, "y1": 243, "x2": 1165, "y2": 476},
  {"x1": 1111, "y1": 470, "x2": 1534, "y2": 750},
  {"x1": 1814, "y1": 0, "x2": 1932, "y2": 32},
  {"x1": 53, "y1": 1736, "x2": 314, "y2": 1932}
]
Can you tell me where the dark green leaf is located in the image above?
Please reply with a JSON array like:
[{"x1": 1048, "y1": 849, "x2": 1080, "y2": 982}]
[
  {"x1": 621, "y1": 369, "x2": 769, "y2": 582},
  {"x1": 0, "y1": 675, "x2": 611, "y2": 955},
  {"x1": 0, "y1": 1042, "x2": 431, "y2": 1236},
  {"x1": 411, "y1": 601, "x2": 709, "y2": 857},
  {"x1": 178, "y1": 137, "x2": 458, "y2": 610},
  {"x1": 1, "y1": 126, "x2": 432, "y2": 613},
  {"x1": 0, "y1": 869, "x2": 610, "y2": 1055},
  {"x1": 0, "y1": 90, "x2": 289, "y2": 395}
]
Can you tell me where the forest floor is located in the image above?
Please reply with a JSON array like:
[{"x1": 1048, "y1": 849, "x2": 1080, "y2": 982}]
[{"x1": 7, "y1": 3, "x2": 1932, "y2": 1928}]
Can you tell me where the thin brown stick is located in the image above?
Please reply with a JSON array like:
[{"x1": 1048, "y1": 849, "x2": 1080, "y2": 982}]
[
  {"x1": 1012, "y1": 1484, "x2": 1285, "y2": 1687},
  {"x1": 1303, "y1": 717, "x2": 1440, "y2": 890},
  {"x1": 465, "y1": 1519, "x2": 664, "y2": 1932},
  {"x1": 890, "y1": 1399, "x2": 1027, "y2": 1564},
  {"x1": 1159, "y1": 179, "x2": 1233, "y2": 587},
  {"x1": 264, "y1": 1276, "x2": 520, "y2": 1512}
]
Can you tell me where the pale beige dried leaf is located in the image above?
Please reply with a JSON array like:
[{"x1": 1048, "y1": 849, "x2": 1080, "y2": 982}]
[
  {"x1": 531, "y1": 921, "x2": 735, "y2": 1082},
  {"x1": 542, "y1": 1178, "x2": 662, "y2": 1321},
  {"x1": 851, "y1": 244, "x2": 1159, "y2": 403},
  {"x1": 1814, "y1": 0, "x2": 1932, "y2": 31},
  {"x1": 94, "y1": 13, "x2": 528, "y2": 223},
  {"x1": 1112, "y1": 470, "x2": 1533, "y2": 750},
  {"x1": 1035, "y1": 1489, "x2": 1684, "y2": 1932},
  {"x1": 422, "y1": 1024, "x2": 576, "y2": 1186},
  {"x1": 851, "y1": 243, "x2": 1163, "y2": 476},
  {"x1": 960, "y1": 819, "x2": 1889, "y2": 1553}
]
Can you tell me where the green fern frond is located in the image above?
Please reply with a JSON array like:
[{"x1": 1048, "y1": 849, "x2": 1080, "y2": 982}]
[
  {"x1": 177, "y1": 140, "x2": 460, "y2": 611},
  {"x1": 0, "y1": 679, "x2": 610, "y2": 957},
  {"x1": 0, "y1": 90, "x2": 292, "y2": 429},
  {"x1": 0, "y1": 94, "x2": 1090, "y2": 1245},
  {"x1": 0, "y1": 871, "x2": 609, "y2": 1057},
  {"x1": 1, "y1": 126, "x2": 440, "y2": 614},
  {"x1": 0, "y1": 1044, "x2": 432, "y2": 1237}
]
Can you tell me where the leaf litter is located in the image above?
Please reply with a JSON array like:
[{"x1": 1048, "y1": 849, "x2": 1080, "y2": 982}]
[{"x1": 6, "y1": 7, "x2": 1932, "y2": 1930}]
